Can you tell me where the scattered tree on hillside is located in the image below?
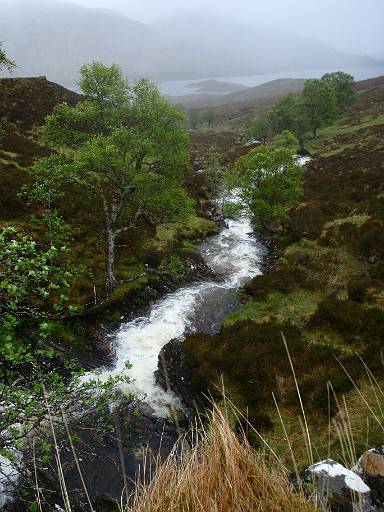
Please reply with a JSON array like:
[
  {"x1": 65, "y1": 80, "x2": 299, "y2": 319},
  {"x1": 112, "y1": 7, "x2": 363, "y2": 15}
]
[
  {"x1": 272, "y1": 130, "x2": 299, "y2": 150},
  {"x1": 245, "y1": 114, "x2": 272, "y2": 144},
  {"x1": 245, "y1": 71, "x2": 353, "y2": 147},
  {"x1": 269, "y1": 93, "x2": 296, "y2": 134},
  {"x1": 301, "y1": 79, "x2": 338, "y2": 138},
  {"x1": 204, "y1": 109, "x2": 215, "y2": 127},
  {"x1": 31, "y1": 62, "x2": 194, "y2": 287},
  {"x1": 321, "y1": 71, "x2": 356, "y2": 112},
  {"x1": 290, "y1": 96, "x2": 311, "y2": 151},
  {"x1": 0, "y1": 42, "x2": 15, "y2": 72},
  {"x1": 188, "y1": 110, "x2": 202, "y2": 130},
  {"x1": 230, "y1": 146, "x2": 303, "y2": 226}
]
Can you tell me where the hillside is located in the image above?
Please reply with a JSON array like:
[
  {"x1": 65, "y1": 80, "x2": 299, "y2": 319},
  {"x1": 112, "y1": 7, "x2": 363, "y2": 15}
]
[
  {"x1": 169, "y1": 78, "x2": 306, "y2": 109},
  {"x1": 1, "y1": 70, "x2": 384, "y2": 511},
  {"x1": 181, "y1": 75, "x2": 384, "y2": 465},
  {"x1": 186, "y1": 79, "x2": 249, "y2": 94},
  {"x1": 0, "y1": 76, "x2": 218, "y2": 355},
  {"x1": 191, "y1": 75, "x2": 384, "y2": 132}
]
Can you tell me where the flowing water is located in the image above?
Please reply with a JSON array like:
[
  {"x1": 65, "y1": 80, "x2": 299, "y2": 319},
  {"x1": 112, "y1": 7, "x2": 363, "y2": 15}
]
[
  {"x1": 82, "y1": 209, "x2": 266, "y2": 417},
  {"x1": 0, "y1": 160, "x2": 311, "y2": 503}
]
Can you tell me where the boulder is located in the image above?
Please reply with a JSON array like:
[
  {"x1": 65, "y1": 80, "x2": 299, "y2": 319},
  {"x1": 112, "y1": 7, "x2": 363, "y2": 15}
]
[
  {"x1": 155, "y1": 338, "x2": 199, "y2": 413},
  {"x1": 303, "y1": 459, "x2": 372, "y2": 512}
]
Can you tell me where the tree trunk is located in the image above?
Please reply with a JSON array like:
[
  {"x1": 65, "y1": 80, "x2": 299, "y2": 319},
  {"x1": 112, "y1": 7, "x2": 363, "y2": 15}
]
[
  {"x1": 103, "y1": 196, "x2": 120, "y2": 288},
  {"x1": 312, "y1": 126, "x2": 317, "y2": 139},
  {"x1": 106, "y1": 228, "x2": 117, "y2": 288}
]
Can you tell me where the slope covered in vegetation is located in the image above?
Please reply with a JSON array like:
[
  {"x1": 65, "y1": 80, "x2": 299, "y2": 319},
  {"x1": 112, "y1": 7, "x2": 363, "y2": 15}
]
[
  {"x1": 183, "y1": 75, "x2": 384, "y2": 465},
  {"x1": 0, "y1": 76, "x2": 218, "y2": 347}
]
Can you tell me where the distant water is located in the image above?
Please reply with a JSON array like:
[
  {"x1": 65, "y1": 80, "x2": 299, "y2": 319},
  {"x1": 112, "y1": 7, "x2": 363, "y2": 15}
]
[{"x1": 158, "y1": 65, "x2": 384, "y2": 97}]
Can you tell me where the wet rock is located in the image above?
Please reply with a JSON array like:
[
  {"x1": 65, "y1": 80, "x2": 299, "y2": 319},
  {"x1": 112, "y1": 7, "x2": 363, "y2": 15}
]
[
  {"x1": 303, "y1": 459, "x2": 372, "y2": 512},
  {"x1": 354, "y1": 448, "x2": 384, "y2": 509},
  {"x1": 86, "y1": 326, "x2": 114, "y2": 366},
  {"x1": 155, "y1": 338, "x2": 202, "y2": 414}
]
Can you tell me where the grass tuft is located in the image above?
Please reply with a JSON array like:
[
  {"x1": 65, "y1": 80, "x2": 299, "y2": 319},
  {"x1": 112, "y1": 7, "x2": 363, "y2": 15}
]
[{"x1": 125, "y1": 405, "x2": 315, "y2": 512}]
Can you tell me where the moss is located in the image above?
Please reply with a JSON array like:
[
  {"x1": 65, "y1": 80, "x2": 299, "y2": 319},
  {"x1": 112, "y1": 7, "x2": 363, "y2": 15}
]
[
  {"x1": 153, "y1": 215, "x2": 218, "y2": 251},
  {"x1": 322, "y1": 215, "x2": 371, "y2": 233},
  {"x1": 224, "y1": 290, "x2": 322, "y2": 328}
]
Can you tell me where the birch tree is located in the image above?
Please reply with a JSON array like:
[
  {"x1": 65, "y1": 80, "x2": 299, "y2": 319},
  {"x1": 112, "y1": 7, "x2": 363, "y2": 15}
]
[{"x1": 31, "y1": 62, "x2": 193, "y2": 287}]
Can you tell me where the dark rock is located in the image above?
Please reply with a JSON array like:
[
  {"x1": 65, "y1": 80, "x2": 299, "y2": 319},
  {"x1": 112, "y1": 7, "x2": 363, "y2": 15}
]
[
  {"x1": 94, "y1": 495, "x2": 120, "y2": 512},
  {"x1": 155, "y1": 338, "x2": 204, "y2": 414},
  {"x1": 10, "y1": 401, "x2": 182, "y2": 511}
]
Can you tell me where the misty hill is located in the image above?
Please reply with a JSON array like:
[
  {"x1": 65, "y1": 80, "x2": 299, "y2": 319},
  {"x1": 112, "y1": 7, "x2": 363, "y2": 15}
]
[
  {"x1": 0, "y1": 1, "x2": 380, "y2": 88},
  {"x1": 154, "y1": 15, "x2": 379, "y2": 78},
  {"x1": 168, "y1": 78, "x2": 306, "y2": 109},
  {"x1": 0, "y1": 0, "x2": 172, "y2": 88},
  {"x1": 186, "y1": 79, "x2": 249, "y2": 94}
]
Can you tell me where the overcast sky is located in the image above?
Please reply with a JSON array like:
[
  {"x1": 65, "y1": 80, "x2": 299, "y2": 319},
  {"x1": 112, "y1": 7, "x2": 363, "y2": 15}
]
[{"x1": 41, "y1": 0, "x2": 384, "y2": 56}]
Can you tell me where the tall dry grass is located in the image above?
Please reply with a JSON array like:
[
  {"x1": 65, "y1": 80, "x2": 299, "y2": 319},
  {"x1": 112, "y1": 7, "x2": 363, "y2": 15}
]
[{"x1": 124, "y1": 406, "x2": 316, "y2": 512}]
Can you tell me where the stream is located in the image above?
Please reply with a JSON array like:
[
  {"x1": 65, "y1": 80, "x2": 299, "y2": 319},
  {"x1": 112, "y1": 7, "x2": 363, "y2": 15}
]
[
  {"x1": 1, "y1": 160, "x2": 311, "y2": 506},
  {"x1": 81, "y1": 206, "x2": 266, "y2": 417}
]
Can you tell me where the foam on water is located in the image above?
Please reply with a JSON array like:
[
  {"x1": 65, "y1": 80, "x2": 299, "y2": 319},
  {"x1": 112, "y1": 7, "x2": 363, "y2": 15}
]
[{"x1": 82, "y1": 211, "x2": 265, "y2": 416}]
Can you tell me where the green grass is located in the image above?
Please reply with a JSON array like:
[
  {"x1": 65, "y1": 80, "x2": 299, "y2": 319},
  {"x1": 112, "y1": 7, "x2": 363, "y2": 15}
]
[
  {"x1": 321, "y1": 215, "x2": 371, "y2": 236},
  {"x1": 306, "y1": 113, "x2": 384, "y2": 155},
  {"x1": 0, "y1": 149, "x2": 18, "y2": 158},
  {"x1": 319, "y1": 142, "x2": 357, "y2": 157},
  {"x1": 283, "y1": 240, "x2": 364, "y2": 292},
  {"x1": 266, "y1": 376, "x2": 384, "y2": 471},
  {"x1": 224, "y1": 290, "x2": 323, "y2": 328}
]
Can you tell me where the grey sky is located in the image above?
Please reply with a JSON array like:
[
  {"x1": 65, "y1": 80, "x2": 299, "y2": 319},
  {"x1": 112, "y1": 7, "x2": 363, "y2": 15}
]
[{"x1": 46, "y1": 0, "x2": 384, "y2": 55}]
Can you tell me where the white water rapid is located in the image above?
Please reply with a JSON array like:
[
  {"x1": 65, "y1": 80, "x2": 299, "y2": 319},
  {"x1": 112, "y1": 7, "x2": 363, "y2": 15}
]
[{"x1": 82, "y1": 210, "x2": 266, "y2": 417}]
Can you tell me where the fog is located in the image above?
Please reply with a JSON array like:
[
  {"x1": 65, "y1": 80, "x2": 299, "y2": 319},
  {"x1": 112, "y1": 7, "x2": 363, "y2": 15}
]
[
  {"x1": 1, "y1": 0, "x2": 383, "y2": 90},
  {"x1": 46, "y1": 0, "x2": 384, "y2": 55}
]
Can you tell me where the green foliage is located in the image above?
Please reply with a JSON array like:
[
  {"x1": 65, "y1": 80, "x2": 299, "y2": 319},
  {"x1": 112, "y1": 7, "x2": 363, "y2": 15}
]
[
  {"x1": 32, "y1": 61, "x2": 193, "y2": 285},
  {"x1": 0, "y1": 222, "x2": 128, "y2": 470},
  {"x1": 222, "y1": 201, "x2": 243, "y2": 219},
  {"x1": 244, "y1": 70, "x2": 354, "y2": 149},
  {"x1": 230, "y1": 146, "x2": 303, "y2": 226},
  {"x1": 0, "y1": 225, "x2": 79, "y2": 380},
  {"x1": 301, "y1": 79, "x2": 338, "y2": 138},
  {"x1": 269, "y1": 94, "x2": 297, "y2": 134},
  {"x1": 197, "y1": 149, "x2": 226, "y2": 198},
  {"x1": 321, "y1": 71, "x2": 356, "y2": 112},
  {"x1": 79, "y1": 61, "x2": 129, "y2": 120},
  {"x1": 245, "y1": 114, "x2": 272, "y2": 143},
  {"x1": 0, "y1": 43, "x2": 15, "y2": 72},
  {"x1": 158, "y1": 255, "x2": 192, "y2": 279},
  {"x1": 188, "y1": 110, "x2": 202, "y2": 130},
  {"x1": 272, "y1": 130, "x2": 299, "y2": 149},
  {"x1": 134, "y1": 173, "x2": 195, "y2": 225}
]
